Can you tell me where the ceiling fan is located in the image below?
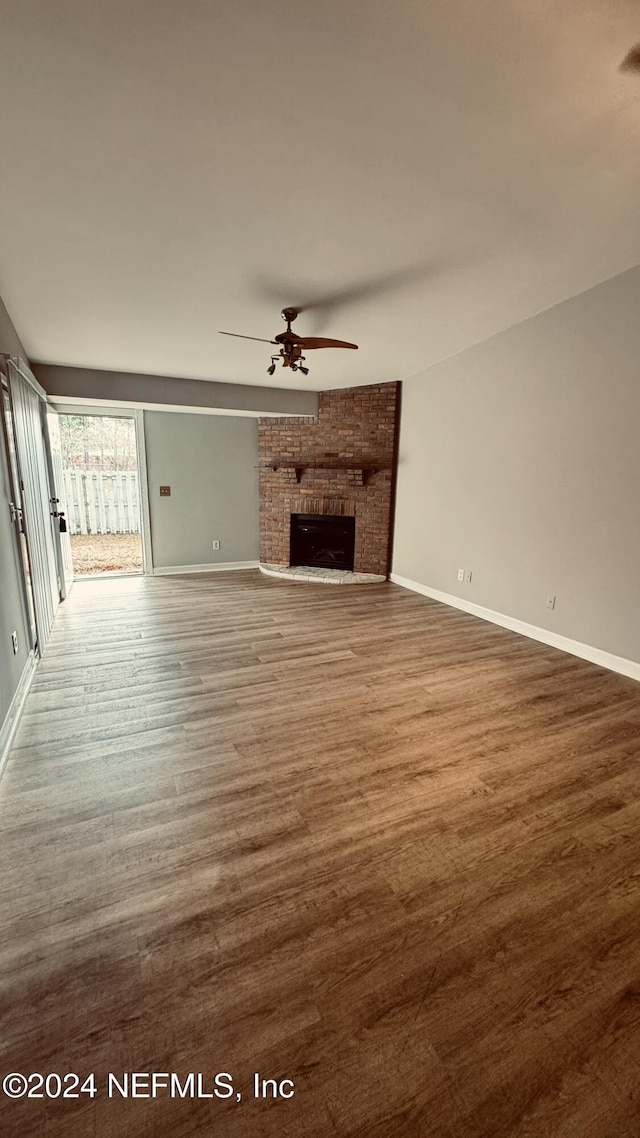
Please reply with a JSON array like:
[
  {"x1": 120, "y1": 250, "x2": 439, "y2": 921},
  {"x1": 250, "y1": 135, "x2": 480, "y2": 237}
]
[{"x1": 220, "y1": 307, "x2": 358, "y2": 376}]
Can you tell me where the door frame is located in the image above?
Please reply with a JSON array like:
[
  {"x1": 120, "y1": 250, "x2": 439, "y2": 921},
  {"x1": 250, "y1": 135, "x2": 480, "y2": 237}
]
[
  {"x1": 0, "y1": 369, "x2": 39, "y2": 653},
  {"x1": 47, "y1": 405, "x2": 153, "y2": 574},
  {"x1": 43, "y1": 407, "x2": 74, "y2": 598},
  {"x1": 2, "y1": 355, "x2": 61, "y2": 653}
]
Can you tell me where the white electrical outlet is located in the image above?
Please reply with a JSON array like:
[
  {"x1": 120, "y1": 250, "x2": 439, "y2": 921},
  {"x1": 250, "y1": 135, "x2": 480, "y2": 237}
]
[
  {"x1": 457, "y1": 568, "x2": 465, "y2": 582},
  {"x1": 11, "y1": 631, "x2": 18, "y2": 654},
  {"x1": 465, "y1": 569, "x2": 473, "y2": 583},
  {"x1": 546, "y1": 594, "x2": 556, "y2": 610},
  {"x1": 212, "y1": 540, "x2": 221, "y2": 551}
]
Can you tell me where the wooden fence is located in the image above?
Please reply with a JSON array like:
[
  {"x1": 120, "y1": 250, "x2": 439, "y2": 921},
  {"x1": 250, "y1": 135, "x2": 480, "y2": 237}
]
[{"x1": 63, "y1": 470, "x2": 141, "y2": 534}]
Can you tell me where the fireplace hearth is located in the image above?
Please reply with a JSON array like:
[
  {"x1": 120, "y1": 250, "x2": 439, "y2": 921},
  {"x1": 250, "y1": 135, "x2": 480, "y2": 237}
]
[{"x1": 290, "y1": 514, "x2": 356, "y2": 571}]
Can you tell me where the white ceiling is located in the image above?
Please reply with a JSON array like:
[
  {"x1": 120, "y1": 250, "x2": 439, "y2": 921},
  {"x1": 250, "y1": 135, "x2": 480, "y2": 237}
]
[{"x1": 1, "y1": 0, "x2": 639, "y2": 391}]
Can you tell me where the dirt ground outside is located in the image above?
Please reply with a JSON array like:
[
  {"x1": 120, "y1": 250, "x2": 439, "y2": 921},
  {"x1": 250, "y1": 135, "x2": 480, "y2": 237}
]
[{"x1": 70, "y1": 533, "x2": 143, "y2": 575}]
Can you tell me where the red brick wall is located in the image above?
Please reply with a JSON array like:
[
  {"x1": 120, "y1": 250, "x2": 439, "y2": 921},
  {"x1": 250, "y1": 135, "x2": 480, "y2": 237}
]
[{"x1": 258, "y1": 382, "x2": 399, "y2": 575}]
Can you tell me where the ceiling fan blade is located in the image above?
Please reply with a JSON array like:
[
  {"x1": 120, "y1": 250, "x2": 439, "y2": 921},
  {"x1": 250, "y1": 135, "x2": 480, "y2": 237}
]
[
  {"x1": 296, "y1": 271, "x2": 427, "y2": 315},
  {"x1": 252, "y1": 263, "x2": 439, "y2": 331},
  {"x1": 219, "y1": 331, "x2": 276, "y2": 344},
  {"x1": 295, "y1": 337, "x2": 358, "y2": 350},
  {"x1": 621, "y1": 43, "x2": 640, "y2": 72}
]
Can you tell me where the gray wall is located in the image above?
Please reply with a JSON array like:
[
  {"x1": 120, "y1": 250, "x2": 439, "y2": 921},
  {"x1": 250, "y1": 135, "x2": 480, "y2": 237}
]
[
  {"x1": 393, "y1": 264, "x2": 640, "y2": 665},
  {"x1": 0, "y1": 298, "x2": 32, "y2": 725},
  {"x1": 144, "y1": 411, "x2": 259, "y2": 569},
  {"x1": 34, "y1": 363, "x2": 318, "y2": 418}
]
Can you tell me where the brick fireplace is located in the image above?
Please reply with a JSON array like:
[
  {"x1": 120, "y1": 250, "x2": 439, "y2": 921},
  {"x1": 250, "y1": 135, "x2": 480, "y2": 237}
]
[{"x1": 258, "y1": 381, "x2": 399, "y2": 576}]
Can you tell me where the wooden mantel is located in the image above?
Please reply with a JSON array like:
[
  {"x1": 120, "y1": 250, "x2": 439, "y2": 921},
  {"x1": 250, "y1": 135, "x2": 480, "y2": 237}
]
[{"x1": 266, "y1": 459, "x2": 390, "y2": 485}]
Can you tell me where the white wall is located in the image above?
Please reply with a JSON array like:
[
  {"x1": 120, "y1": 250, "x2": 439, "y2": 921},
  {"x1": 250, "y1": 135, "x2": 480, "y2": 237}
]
[
  {"x1": 393, "y1": 264, "x2": 640, "y2": 667},
  {"x1": 144, "y1": 411, "x2": 259, "y2": 570}
]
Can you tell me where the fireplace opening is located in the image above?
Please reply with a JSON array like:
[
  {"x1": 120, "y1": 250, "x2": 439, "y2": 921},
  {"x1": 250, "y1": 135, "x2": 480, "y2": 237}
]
[{"x1": 290, "y1": 514, "x2": 355, "y2": 571}]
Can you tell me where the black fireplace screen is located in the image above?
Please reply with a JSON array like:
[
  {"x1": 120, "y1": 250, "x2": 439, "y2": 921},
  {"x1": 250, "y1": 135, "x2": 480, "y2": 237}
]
[{"x1": 290, "y1": 514, "x2": 355, "y2": 571}]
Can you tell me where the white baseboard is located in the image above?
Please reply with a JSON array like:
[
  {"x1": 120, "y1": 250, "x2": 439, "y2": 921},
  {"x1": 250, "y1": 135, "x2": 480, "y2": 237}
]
[
  {"x1": 153, "y1": 560, "x2": 259, "y2": 576},
  {"x1": 0, "y1": 652, "x2": 37, "y2": 779},
  {"x1": 389, "y1": 572, "x2": 640, "y2": 683}
]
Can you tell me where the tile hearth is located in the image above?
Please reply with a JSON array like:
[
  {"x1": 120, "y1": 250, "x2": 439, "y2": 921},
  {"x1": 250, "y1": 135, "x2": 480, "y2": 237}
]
[{"x1": 259, "y1": 564, "x2": 386, "y2": 585}]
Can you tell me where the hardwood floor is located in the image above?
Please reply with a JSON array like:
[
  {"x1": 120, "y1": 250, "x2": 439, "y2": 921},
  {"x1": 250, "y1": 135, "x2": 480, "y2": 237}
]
[{"x1": 3, "y1": 570, "x2": 640, "y2": 1137}]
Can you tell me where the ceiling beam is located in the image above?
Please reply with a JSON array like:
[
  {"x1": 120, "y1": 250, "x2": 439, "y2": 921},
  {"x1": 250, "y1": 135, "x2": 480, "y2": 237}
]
[{"x1": 32, "y1": 363, "x2": 317, "y2": 419}]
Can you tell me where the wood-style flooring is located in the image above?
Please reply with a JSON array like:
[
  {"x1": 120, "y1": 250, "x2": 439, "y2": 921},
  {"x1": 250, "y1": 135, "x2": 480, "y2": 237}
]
[{"x1": 3, "y1": 570, "x2": 640, "y2": 1137}]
